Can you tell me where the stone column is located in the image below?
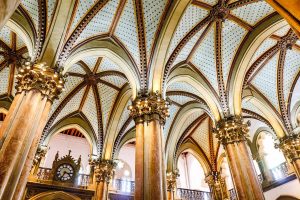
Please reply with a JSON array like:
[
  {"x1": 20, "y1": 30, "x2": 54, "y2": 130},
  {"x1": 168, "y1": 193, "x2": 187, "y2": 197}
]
[
  {"x1": 277, "y1": 134, "x2": 300, "y2": 180},
  {"x1": 94, "y1": 159, "x2": 116, "y2": 200},
  {"x1": 214, "y1": 116, "x2": 264, "y2": 200},
  {"x1": 0, "y1": 61, "x2": 64, "y2": 200},
  {"x1": 0, "y1": 0, "x2": 21, "y2": 29},
  {"x1": 166, "y1": 171, "x2": 179, "y2": 200},
  {"x1": 128, "y1": 93, "x2": 169, "y2": 200},
  {"x1": 205, "y1": 172, "x2": 229, "y2": 200}
]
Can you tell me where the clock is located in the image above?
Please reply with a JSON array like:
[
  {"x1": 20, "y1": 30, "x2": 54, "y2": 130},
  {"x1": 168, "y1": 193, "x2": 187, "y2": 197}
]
[{"x1": 56, "y1": 164, "x2": 74, "y2": 181}]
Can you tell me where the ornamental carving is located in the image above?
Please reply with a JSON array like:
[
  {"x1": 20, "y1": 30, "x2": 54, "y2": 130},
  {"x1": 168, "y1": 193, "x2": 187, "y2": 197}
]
[
  {"x1": 214, "y1": 116, "x2": 250, "y2": 145},
  {"x1": 166, "y1": 170, "x2": 179, "y2": 192},
  {"x1": 94, "y1": 159, "x2": 117, "y2": 183},
  {"x1": 32, "y1": 146, "x2": 47, "y2": 168},
  {"x1": 15, "y1": 61, "x2": 65, "y2": 102},
  {"x1": 276, "y1": 134, "x2": 300, "y2": 162},
  {"x1": 128, "y1": 92, "x2": 170, "y2": 124}
]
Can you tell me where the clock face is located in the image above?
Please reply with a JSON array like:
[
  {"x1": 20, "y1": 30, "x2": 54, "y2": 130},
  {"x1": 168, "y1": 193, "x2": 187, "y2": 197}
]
[{"x1": 56, "y1": 164, "x2": 74, "y2": 181}]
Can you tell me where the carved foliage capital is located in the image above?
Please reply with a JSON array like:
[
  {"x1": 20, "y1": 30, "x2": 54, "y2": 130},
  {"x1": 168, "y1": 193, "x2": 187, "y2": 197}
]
[
  {"x1": 214, "y1": 116, "x2": 250, "y2": 145},
  {"x1": 277, "y1": 134, "x2": 300, "y2": 162},
  {"x1": 166, "y1": 170, "x2": 179, "y2": 191},
  {"x1": 128, "y1": 92, "x2": 170, "y2": 124},
  {"x1": 94, "y1": 159, "x2": 117, "y2": 183},
  {"x1": 16, "y1": 62, "x2": 65, "y2": 102}
]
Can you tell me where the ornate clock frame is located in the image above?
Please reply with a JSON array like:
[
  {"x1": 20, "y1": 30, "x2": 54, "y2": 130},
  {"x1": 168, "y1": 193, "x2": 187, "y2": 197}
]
[{"x1": 51, "y1": 150, "x2": 81, "y2": 184}]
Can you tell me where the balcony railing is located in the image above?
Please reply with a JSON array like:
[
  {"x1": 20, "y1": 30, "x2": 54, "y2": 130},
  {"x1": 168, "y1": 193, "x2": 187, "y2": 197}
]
[
  {"x1": 270, "y1": 162, "x2": 290, "y2": 181},
  {"x1": 177, "y1": 188, "x2": 211, "y2": 200},
  {"x1": 229, "y1": 189, "x2": 237, "y2": 200},
  {"x1": 113, "y1": 179, "x2": 135, "y2": 194}
]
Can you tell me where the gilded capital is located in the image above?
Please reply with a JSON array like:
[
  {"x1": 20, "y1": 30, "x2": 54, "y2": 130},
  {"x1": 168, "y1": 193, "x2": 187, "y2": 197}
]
[
  {"x1": 32, "y1": 146, "x2": 47, "y2": 167},
  {"x1": 94, "y1": 159, "x2": 117, "y2": 183},
  {"x1": 277, "y1": 134, "x2": 300, "y2": 162},
  {"x1": 214, "y1": 116, "x2": 250, "y2": 145},
  {"x1": 128, "y1": 92, "x2": 170, "y2": 124},
  {"x1": 15, "y1": 61, "x2": 65, "y2": 102},
  {"x1": 166, "y1": 170, "x2": 179, "y2": 191}
]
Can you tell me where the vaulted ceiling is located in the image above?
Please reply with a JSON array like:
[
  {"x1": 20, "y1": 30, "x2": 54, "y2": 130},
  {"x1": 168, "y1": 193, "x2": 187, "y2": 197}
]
[{"x1": 0, "y1": 0, "x2": 299, "y2": 160}]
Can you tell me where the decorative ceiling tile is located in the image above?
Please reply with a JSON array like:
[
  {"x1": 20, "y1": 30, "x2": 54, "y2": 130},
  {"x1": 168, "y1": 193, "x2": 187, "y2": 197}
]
[
  {"x1": 167, "y1": 5, "x2": 209, "y2": 59},
  {"x1": 68, "y1": 63, "x2": 86, "y2": 74},
  {"x1": 180, "y1": 110, "x2": 204, "y2": 140},
  {"x1": 0, "y1": 67, "x2": 9, "y2": 95},
  {"x1": 231, "y1": 1, "x2": 274, "y2": 26},
  {"x1": 172, "y1": 25, "x2": 208, "y2": 68},
  {"x1": 251, "y1": 53, "x2": 280, "y2": 111},
  {"x1": 49, "y1": 76, "x2": 84, "y2": 117},
  {"x1": 191, "y1": 26, "x2": 218, "y2": 93},
  {"x1": 200, "y1": 0, "x2": 218, "y2": 6},
  {"x1": 167, "y1": 81, "x2": 200, "y2": 96},
  {"x1": 249, "y1": 38, "x2": 277, "y2": 65},
  {"x1": 164, "y1": 104, "x2": 180, "y2": 139},
  {"x1": 81, "y1": 56, "x2": 98, "y2": 71},
  {"x1": 283, "y1": 49, "x2": 300, "y2": 100},
  {"x1": 47, "y1": 0, "x2": 58, "y2": 26},
  {"x1": 101, "y1": 75, "x2": 127, "y2": 88},
  {"x1": 75, "y1": 0, "x2": 119, "y2": 45},
  {"x1": 16, "y1": 35, "x2": 26, "y2": 50},
  {"x1": 273, "y1": 25, "x2": 290, "y2": 37},
  {"x1": 116, "y1": 99, "x2": 131, "y2": 134},
  {"x1": 168, "y1": 95, "x2": 195, "y2": 105},
  {"x1": 191, "y1": 117, "x2": 210, "y2": 159},
  {"x1": 98, "y1": 83, "x2": 118, "y2": 134},
  {"x1": 21, "y1": 0, "x2": 39, "y2": 28},
  {"x1": 99, "y1": 57, "x2": 122, "y2": 72},
  {"x1": 82, "y1": 87, "x2": 98, "y2": 136},
  {"x1": 222, "y1": 20, "x2": 247, "y2": 87},
  {"x1": 115, "y1": 0, "x2": 140, "y2": 69},
  {"x1": 0, "y1": 26, "x2": 12, "y2": 47},
  {"x1": 52, "y1": 86, "x2": 85, "y2": 125},
  {"x1": 142, "y1": 0, "x2": 167, "y2": 60},
  {"x1": 242, "y1": 99, "x2": 265, "y2": 117},
  {"x1": 70, "y1": 0, "x2": 98, "y2": 32}
]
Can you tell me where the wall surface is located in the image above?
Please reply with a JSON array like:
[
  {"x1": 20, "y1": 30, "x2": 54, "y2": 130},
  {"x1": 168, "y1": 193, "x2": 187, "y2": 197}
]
[
  {"x1": 43, "y1": 133, "x2": 90, "y2": 174},
  {"x1": 117, "y1": 144, "x2": 136, "y2": 180},
  {"x1": 264, "y1": 179, "x2": 300, "y2": 200}
]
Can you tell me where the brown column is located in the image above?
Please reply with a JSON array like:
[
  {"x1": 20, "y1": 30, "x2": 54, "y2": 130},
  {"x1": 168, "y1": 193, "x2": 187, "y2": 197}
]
[
  {"x1": 166, "y1": 171, "x2": 179, "y2": 200},
  {"x1": 205, "y1": 172, "x2": 229, "y2": 200},
  {"x1": 277, "y1": 134, "x2": 300, "y2": 180},
  {"x1": 214, "y1": 116, "x2": 264, "y2": 200},
  {"x1": 128, "y1": 93, "x2": 169, "y2": 200},
  {"x1": 0, "y1": 0, "x2": 21, "y2": 29},
  {"x1": 94, "y1": 159, "x2": 116, "y2": 200},
  {"x1": 0, "y1": 62, "x2": 64, "y2": 200}
]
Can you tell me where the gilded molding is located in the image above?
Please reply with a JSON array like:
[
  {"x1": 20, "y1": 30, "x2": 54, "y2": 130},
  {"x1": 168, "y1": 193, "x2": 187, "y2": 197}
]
[
  {"x1": 128, "y1": 92, "x2": 170, "y2": 124},
  {"x1": 93, "y1": 159, "x2": 117, "y2": 183},
  {"x1": 166, "y1": 170, "x2": 179, "y2": 192},
  {"x1": 277, "y1": 134, "x2": 300, "y2": 162},
  {"x1": 15, "y1": 61, "x2": 65, "y2": 102},
  {"x1": 214, "y1": 116, "x2": 250, "y2": 145}
]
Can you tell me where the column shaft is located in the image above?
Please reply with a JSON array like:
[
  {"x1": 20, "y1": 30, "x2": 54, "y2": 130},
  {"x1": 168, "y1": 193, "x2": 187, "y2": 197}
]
[
  {"x1": 95, "y1": 181, "x2": 108, "y2": 200},
  {"x1": 135, "y1": 122, "x2": 144, "y2": 199},
  {"x1": 0, "y1": 0, "x2": 21, "y2": 29}
]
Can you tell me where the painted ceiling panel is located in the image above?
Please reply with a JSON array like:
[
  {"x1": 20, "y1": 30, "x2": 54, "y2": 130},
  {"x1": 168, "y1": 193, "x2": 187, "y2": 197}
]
[
  {"x1": 191, "y1": 117, "x2": 210, "y2": 160},
  {"x1": 169, "y1": 95, "x2": 195, "y2": 106},
  {"x1": 99, "y1": 57, "x2": 122, "y2": 72},
  {"x1": 221, "y1": 20, "x2": 247, "y2": 87},
  {"x1": 252, "y1": 53, "x2": 280, "y2": 111},
  {"x1": 142, "y1": 0, "x2": 167, "y2": 60},
  {"x1": 180, "y1": 111, "x2": 204, "y2": 140},
  {"x1": 75, "y1": 0, "x2": 119, "y2": 45},
  {"x1": 21, "y1": 0, "x2": 39, "y2": 28},
  {"x1": 0, "y1": 26, "x2": 12, "y2": 47},
  {"x1": 116, "y1": 99, "x2": 131, "y2": 135},
  {"x1": 101, "y1": 75, "x2": 127, "y2": 88},
  {"x1": 67, "y1": 63, "x2": 86, "y2": 74},
  {"x1": 47, "y1": 0, "x2": 58, "y2": 27},
  {"x1": 249, "y1": 38, "x2": 277, "y2": 65},
  {"x1": 283, "y1": 49, "x2": 300, "y2": 100},
  {"x1": 0, "y1": 67, "x2": 10, "y2": 95},
  {"x1": 52, "y1": 86, "x2": 85, "y2": 125},
  {"x1": 191, "y1": 26, "x2": 218, "y2": 93},
  {"x1": 231, "y1": 1, "x2": 274, "y2": 26},
  {"x1": 172, "y1": 25, "x2": 207, "y2": 68},
  {"x1": 167, "y1": 81, "x2": 201, "y2": 97},
  {"x1": 16, "y1": 36, "x2": 26, "y2": 50},
  {"x1": 273, "y1": 24, "x2": 290, "y2": 37},
  {"x1": 98, "y1": 83, "x2": 118, "y2": 134},
  {"x1": 242, "y1": 99, "x2": 265, "y2": 117},
  {"x1": 115, "y1": 0, "x2": 140, "y2": 69},
  {"x1": 70, "y1": 0, "x2": 98, "y2": 32},
  {"x1": 164, "y1": 104, "x2": 180, "y2": 139},
  {"x1": 81, "y1": 56, "x2": 98, "y2": 71},
  {"x1": 82, "y1": 87, "x2": 98, "y2": 136},
  {"x1": 200, "y1": 0, "x2": 218, "y2": 6},
  {"x1": 167, "y1": 5, "x2": 209, "y2": 58}
]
